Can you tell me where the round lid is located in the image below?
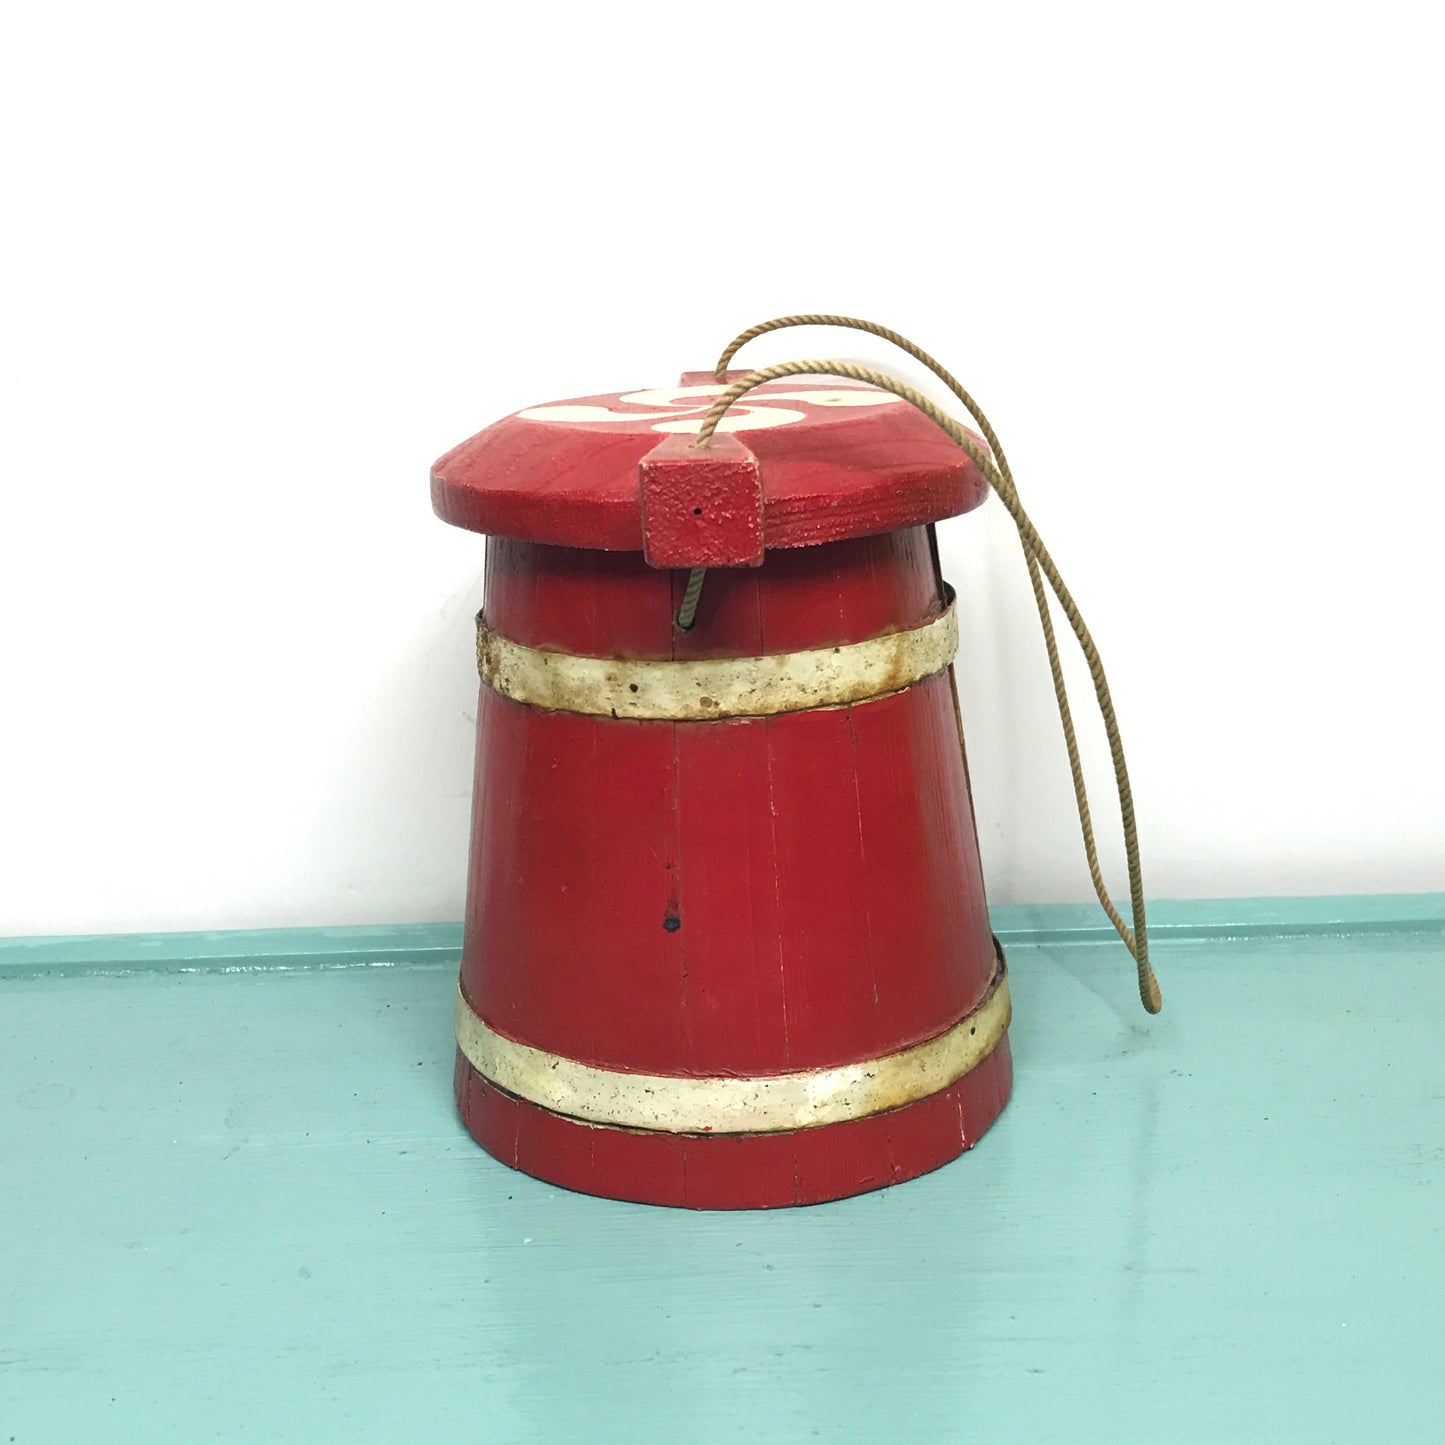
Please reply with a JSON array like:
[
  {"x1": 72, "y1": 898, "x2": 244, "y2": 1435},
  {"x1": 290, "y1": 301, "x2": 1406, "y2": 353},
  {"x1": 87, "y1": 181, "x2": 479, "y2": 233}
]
[{"x1": 431, "y1": 371, "x2": 988, "y2": 552}]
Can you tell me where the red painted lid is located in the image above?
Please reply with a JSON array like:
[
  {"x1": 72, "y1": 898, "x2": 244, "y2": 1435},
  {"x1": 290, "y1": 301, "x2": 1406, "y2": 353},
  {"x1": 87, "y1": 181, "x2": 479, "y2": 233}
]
[{"x1": 431, "y1": 371, "x2": 988, "y2": 552}]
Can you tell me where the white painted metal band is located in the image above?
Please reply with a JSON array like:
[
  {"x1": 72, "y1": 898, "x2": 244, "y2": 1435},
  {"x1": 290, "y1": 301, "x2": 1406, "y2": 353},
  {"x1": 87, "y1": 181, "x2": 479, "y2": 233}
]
[
  {"x1": 454, "y1": 967, "x2": 1010, "y2": 1136},
  {"x1": 476, "y1": 603, "x2": 959, "y2": 720}
]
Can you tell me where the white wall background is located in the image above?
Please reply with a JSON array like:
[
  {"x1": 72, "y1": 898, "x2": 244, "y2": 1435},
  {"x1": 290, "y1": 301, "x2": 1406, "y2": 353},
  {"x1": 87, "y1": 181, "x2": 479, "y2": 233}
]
[{"x1": 2, "y1": 2, "x2": 1441, "y2": 936}]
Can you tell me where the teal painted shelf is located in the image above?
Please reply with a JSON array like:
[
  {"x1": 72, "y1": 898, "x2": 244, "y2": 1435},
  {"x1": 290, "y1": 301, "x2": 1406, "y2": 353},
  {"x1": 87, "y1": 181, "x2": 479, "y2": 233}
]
[{"x1": 3, "y1": 895, "x2": 1443, "y2": 1443}]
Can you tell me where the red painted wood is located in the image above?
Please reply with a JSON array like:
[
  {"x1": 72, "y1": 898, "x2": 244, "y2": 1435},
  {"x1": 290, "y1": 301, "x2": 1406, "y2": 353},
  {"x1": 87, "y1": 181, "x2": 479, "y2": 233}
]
[
  {"x1": 454, "y1": 1038, "x2": 1013, "y2": 1209},
  {"x1": 442, "y1": 411, "x2": 1013, "y2": 1206},
  {"x1": 483, "y1": 530, "x2": 947, "y2": 661},
  {"x1": 464, "y1": 696, "x2": 686, "y2": 1071},
  {"x1": 433, "y1": 376, "x2": 989, "y2": 552},
  {"x1": 640, "y1": 432, "x2": 764, "y2": 567},
  {"x1": 461, "y1": 676, "x2": 994, "y2": 1075},
  {"x1": 672, "y1": 714, "x2": 790, "y2": 1071},
  {"x1": 462, "y1": 534, "x2": 997, "y2": 1080}
]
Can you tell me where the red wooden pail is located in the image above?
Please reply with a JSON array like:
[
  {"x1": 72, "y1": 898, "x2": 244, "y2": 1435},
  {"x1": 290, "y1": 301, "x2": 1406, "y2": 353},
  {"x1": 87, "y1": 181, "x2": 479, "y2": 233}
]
[{"x1": 432, "y1": 374, "x2": 1012, "y2": 1208}]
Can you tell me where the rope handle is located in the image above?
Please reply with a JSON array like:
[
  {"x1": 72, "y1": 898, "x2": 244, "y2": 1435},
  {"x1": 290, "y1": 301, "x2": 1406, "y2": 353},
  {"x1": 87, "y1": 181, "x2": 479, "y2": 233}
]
[{"x1": 685, "y1": 316, "x2": 1161, "y2": 1016}]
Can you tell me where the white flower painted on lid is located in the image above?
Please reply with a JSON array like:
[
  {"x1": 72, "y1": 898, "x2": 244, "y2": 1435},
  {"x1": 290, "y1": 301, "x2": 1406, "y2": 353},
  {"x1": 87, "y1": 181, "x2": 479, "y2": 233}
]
[{"x1": 517, "y1": 383, "x2": 902, "y2": 435}]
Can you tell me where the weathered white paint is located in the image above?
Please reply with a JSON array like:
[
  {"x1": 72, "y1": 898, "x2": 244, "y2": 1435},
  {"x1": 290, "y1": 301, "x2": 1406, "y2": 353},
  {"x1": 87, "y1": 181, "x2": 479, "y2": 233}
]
[
  {"x1": 453, "y1": 967, "x2": 1010, "y2": 1134},
  {"x1": 476, "y1": 604, "x2": 959, "y2": 720},
  {"x1": 517, "y1": 385, "x2": 903, "y2": 434}
]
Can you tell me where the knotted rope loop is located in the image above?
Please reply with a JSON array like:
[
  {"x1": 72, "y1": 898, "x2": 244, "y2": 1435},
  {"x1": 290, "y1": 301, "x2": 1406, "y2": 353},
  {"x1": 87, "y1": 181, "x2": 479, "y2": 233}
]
[{"x1": 691, "y1": 323, "x2": 1160, "y2": 1016}]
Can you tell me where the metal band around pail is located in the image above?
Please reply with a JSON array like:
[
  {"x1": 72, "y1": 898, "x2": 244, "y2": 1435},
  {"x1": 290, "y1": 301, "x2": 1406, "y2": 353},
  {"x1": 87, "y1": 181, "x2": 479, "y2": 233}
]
[
  {"x1": 454, "y1": 964, "x2": 1009, "y2": 1136},
  {"x1": 475, "y1": 603, "x2": 958, "y2": 720}
]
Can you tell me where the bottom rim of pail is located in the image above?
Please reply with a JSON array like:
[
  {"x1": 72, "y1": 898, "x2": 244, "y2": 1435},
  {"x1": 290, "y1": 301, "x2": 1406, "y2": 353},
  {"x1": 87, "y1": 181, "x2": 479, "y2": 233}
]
[{"x1": 451, "y1": 1035, "x2": 1012, "y2": 1210}]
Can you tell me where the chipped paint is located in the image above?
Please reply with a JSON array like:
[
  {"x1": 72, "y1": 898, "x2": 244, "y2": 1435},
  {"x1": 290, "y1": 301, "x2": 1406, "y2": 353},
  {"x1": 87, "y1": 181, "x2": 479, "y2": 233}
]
[
  {"x1": 475, "y1": 604, "x2": 959, "y2": 720},
  {"x1": 453, "y1": 962, "x2": 1010, "y2": 1135}
]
